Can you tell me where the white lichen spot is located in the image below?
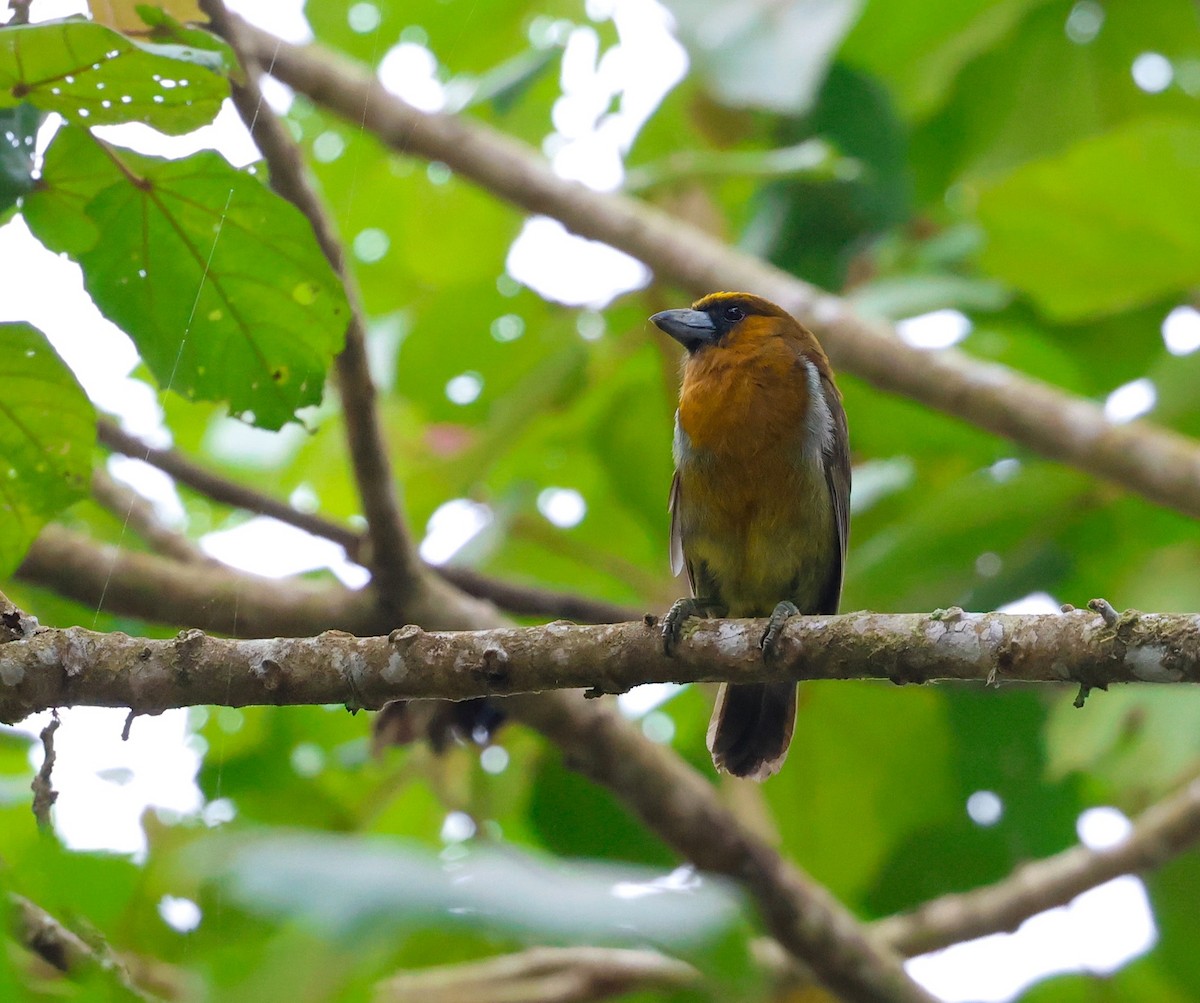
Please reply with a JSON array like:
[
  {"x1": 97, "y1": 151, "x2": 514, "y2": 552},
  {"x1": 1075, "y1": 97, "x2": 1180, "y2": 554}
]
[
  {"x1": 935, "y1": 622, "x2": 984, "y2": 663},
  {"x1": 0, "y1": 662, "x2": 24, "y2": 685},
  {"x1": 984, "y1": 619, "x2": 1005, "y2": 646},
  {"x1": 1126, "y1": 645, "x2": 1182, "y2": 682},
  {"x1": 383, "y1": 648, "x2": 407, "y2": 682},
  {"x1": 714, "y1": 621, "x2": 747, "y2": 656},
  {"x1": 64, "y1": 633, "x2": 90, "y2": 676}
]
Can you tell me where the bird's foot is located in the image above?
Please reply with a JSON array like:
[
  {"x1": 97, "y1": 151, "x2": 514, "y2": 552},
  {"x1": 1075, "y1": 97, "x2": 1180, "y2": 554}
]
[
  {"x1": 760, "y1": 601, "x2": 800, "y2": 661},
  {"x1": 661, "y1": 597, "x2": 721, "y2": 655}
]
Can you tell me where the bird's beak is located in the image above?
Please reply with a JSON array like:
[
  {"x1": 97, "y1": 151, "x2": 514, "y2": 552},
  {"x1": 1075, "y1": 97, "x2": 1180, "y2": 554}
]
[{"x1": 651, "y1": 309, "x2": 718, "y2": 352}]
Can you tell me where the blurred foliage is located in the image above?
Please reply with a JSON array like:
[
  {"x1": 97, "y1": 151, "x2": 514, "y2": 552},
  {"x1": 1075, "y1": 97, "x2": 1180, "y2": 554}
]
[{"x1": 0, "y1": 0, "x2": 1199, "y2": 1000}]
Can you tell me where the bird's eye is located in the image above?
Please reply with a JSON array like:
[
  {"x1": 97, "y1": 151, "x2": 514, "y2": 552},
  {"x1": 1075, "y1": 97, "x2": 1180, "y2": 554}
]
[{"x1": 723, "y1": 305, "x2": 745, "y2": 323}]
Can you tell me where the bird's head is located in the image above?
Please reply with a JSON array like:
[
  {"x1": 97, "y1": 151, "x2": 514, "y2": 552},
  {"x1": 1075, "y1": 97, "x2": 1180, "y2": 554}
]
[{"x1": 650, "y1": 292, "x2": 808, "y2": 356}]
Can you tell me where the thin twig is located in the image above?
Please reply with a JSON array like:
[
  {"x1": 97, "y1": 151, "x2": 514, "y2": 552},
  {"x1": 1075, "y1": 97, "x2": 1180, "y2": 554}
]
[
  {"x1": 374, "y1": 946, "x2": 699, "y2": 1003},
  {"x1": 435, "y1": 564, "x2": 640, "y2": 624},
  {"x1": 97, "y1": 421, "x2": 641, "y2": 623},
  {"x1": 97, "y1": 419, "x2": 362, "y2": 556},
  {"x1": 30, "y1": 711, "x2": 58, "y2": 830},
  {"x1": 91, "y1": 465, "x2": 212, "y2": 565},
  {"x1": 874, "y1": 775, "x2": 1200, "y2": 956},
  {"x1": 198, "y1": 0, "x2": 421, "y2": 611},
  {"x1": 9, "y1": 892, "x2": 159, "y2": 1001},
  {"x1": 235, "y1": 20, "x2": 1200, "y2": 525}
]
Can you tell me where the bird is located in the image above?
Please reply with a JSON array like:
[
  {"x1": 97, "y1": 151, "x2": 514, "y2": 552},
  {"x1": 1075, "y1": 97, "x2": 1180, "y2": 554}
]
[{"x1": 651, "y1": 292, "x2": 850, "y2": 781}]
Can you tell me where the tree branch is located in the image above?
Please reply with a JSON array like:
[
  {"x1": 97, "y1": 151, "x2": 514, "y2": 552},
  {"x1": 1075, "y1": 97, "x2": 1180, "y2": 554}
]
[
  {"x1": 874, "y1": 774, "x2": 1200, "y2": 956},
  {"x1": 90, "y1": 465, "x2": 212, "y2": 566},
  {"x1": 17, "y1": 525, "x2": 383, "y2": 637},
  {"x1": 97, "y1": 421, "x2": 641, "y2": 624},
  {"x1": 9, "y1": 893, "x2": 157, "y2": 1001},
  {"x1": 4, "y1": 607, "x2": 1193, "y2": 721},
  {"x1": 198, "y1": 0, "x2": 421, "y2": 611},
  {"x1": 234, "y1": 20, "x2": 1200, "y2": 524},
  {"x1": 374, "y1": 946, "x2": 699, "y2": 1003}
]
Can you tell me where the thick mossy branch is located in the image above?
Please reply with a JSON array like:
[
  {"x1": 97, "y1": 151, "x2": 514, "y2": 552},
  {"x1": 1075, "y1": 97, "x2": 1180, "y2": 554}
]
[{"x1": 2, "y1": 607, "x2": 1197, "y2": 723}]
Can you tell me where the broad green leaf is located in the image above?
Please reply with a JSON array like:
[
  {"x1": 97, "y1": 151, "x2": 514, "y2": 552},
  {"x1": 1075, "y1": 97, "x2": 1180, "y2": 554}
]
[
  {"x1": 89, "y1": 0, "x2": 206, "y2": 33},
  {"x1": 24, "y1": 126, "x2": 350, "y2": 429},
  {"x1": 976, "y1": 117, "x2": 1200, "y2": 321},
  {"x1": 848, "y1": 273, "x2": 1010, "y2": 319},
  {"x1": 0, "y1": 18, "x2": 228, "y2": 134},
  {"x1": 1045, "y1": 687, "x2": 1200, "y2": 806},
  {"x1": 528, "y1": 748, "x2": 675, "y2": 867},
  {"x1": 0, "y1": 323, "x2": 93, "y2": 575},
  {"x1": 0, "y1": 104, "x2": 41, "y2": 220},
  {"x1": 841, "y1": 0, "x2": 1052, "y2": 119},
  {"x1": 1021, "y1": 955, "x2": 1195, "y2": 1002},
  {"x1": 1145, "y1": 850, "x2": 1200, "y2": 998},
  {"x1": 191, "y1": 830, "x2": 745, "y2": 951},
  {"x1": 753, "y1": 62, "x2": 911, "y2": 291},
  {"x1": 847, "y1": 462, "x2": 1090, "y2": 613},
  {"x1": 911, "y1": 0, "x2": 1200, "y2": 199},
  {"x1": 766, "y1": 682, "x2": 956, "y2": 907},
  {"x1": 661, "y1": 0, "x2": 863, "y2": 113}
]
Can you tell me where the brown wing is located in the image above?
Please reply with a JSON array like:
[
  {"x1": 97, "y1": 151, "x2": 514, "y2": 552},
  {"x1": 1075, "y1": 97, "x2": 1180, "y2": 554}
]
[{"x1": 820, "y1": 374, "x2": 851, "y2": 614}]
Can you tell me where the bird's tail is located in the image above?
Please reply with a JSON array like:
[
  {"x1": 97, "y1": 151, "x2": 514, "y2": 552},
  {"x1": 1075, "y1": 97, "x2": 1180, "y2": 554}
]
[{"x1": 706, "y1": 682, "x2": 797, "y2": 782}]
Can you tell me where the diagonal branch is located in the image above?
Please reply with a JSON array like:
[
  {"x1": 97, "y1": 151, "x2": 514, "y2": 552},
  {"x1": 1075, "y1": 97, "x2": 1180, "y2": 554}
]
[
  {"x1": 874, "y1": 774, "x2": 1200, "y2": 957},
  {"x1": 234, "y1": 20, "x2": 1200, "y2": 524},
  {"x1": 97, "y1": 420, "x2": 641, "y2": 624},
  {"x1": 9, "y1": 893, "x2": 158, "y2": 1001},
  {"x1": 505, "y1": 692, "x2": 935, "y2": 1003},
  {"x1": 374, "y1": 946, "x2": 700, "y2": 1003},
  {"x1": 97, "y1": 418, "x2": 362, "y2": 556},
  {"x1": 198, "y1": 0, "x2": 420, "y2": 611},
  {"x1": 91, "y1": 464, "x2": 212, "y2": 565}
]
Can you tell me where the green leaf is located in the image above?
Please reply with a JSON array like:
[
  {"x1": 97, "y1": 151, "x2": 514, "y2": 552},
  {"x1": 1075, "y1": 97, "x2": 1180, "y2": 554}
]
[
  {"x1": 528, "y1": 748, "x2": 675, "y2": 867},
  {"x1": 848, "y1": 273, "x2": 1011, "y2": 319},
  {"x1": 766, "y1": 682, "x2": 957, "y2": 908},
  {"x1": 1044, "y1": 687, "x2": 1200, "y2": 806},
  {"x1": 0, "y1": 322, "x2": 93, "y2": 575},
  {"x1": 754, "y1": 62, "x2": 911, "y2": 291},
  {"x1": 24, "y1": 126, "x2": 350, "y2": 429},
  {"x1": 192, "y1": 830, "x2": 745, "y2": 951},
  {"x1": 1145, "y1": 850, "x2": 1200, "y2": 998},
  {"x1": 976, "y1": 117, "x2": 1200, "y2": 321},
  {"x1": 0, "y1": 104, "x2": 41, "y2": 220},
  {"x1": 0, "y1": 18, "x2": 228, "y2": 134},
  {"x1": 910, "y1": 0, "x2": 1200, "y2": 198},
  {"x1": 841, "y1": 0, "x2": 1052, "y2": 119},
  {"x1": 660, "y1": 0, "x2": 861, "y2": 113}
]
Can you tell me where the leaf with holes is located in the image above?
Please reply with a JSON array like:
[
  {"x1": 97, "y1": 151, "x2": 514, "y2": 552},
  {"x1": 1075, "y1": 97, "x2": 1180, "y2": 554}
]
[
  {"x1": 0, "y1": 323, "x2": 94, "y2": 576},
  {"x1": 24, "y1": 126, "x2": 350, "y2": 429},
  {"x1": 0, "y1": 18, "x2": 228, "y2": 135}
]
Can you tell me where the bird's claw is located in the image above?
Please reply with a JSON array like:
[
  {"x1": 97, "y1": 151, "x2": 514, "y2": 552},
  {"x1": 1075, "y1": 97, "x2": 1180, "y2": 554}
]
[
  {"x1": 760, "y1": 601, "x2": 800, "y2": 661},
  {"x1": 662, "y1": 597, "x2": 723, "y2": 655},
  {"x1": 662, "y1": 598, "x2": 698, "y2": 655}
]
